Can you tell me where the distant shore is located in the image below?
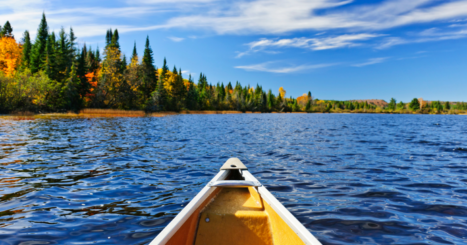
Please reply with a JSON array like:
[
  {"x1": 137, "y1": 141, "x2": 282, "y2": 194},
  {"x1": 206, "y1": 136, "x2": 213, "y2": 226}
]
[{"x1": 1, "y1": 108, "x2": 465, "y2": 118}]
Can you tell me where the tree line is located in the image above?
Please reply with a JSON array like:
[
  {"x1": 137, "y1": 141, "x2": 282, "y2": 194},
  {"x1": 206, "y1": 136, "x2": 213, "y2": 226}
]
[
  {"x1": 0, "y1": 14, "x2": 311, "y2": 113},
  {"x1": 0, "y1": 14, "x2": 465, "y2": 114}
]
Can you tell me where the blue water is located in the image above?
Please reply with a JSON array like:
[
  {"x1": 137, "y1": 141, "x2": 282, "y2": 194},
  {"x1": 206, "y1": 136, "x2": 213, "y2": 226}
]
[{"x1": 1, "y1": 114, "x2": 467, "y2": 244}]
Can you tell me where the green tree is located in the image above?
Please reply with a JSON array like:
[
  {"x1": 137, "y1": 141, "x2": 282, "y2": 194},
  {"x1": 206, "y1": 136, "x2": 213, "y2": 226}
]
[
  {"x1": 44, "y1": 32, "x2": 57, "y2": 80},
  {"x1": 186, "y1": 75, "x2": 198, "y2": 110},
  {"x1": 409, "y1": 98, "x2": 420, "y2": 111},
  {"x1": 387, "y1": 98, "x2": 396, "y2": 110},
  {"x1": 131, "y1": 42, "x2": 137, "y2": 61},
  {"x1": 30, "y1": 13, "x2": 49, "y2": 73},
  {"x1": 1, "y1": 21, "x2": 13, "y2": 38},
  {"x1": 141, "y1": 36, "x2": 157, "y2": 103},
  {"x1": 62, "y1": 63, "x2": 81, "y2": 110},
  {"x1": 76, "y1": 44, "x2": 90, "y2": 99},
  {"x1": 20, "y1": 30, "x2": 32, "y2": 69},
  {"x1": 445, "y1": 101, "x2": 451, "y2": 110},
  {"x1": 397, "y1": 101, "x2": 405, "y2": 110}
]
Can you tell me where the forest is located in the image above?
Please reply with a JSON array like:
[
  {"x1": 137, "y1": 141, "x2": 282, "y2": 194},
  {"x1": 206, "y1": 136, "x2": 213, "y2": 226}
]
[{"x1": 0, "y1": 14, "x2": 466, "y2": 115}]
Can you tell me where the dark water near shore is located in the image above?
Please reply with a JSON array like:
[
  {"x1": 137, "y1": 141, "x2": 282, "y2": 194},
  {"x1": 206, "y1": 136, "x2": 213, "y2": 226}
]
[{"x1": 1, "y1": 114, "x2": 467, "y2": 245}]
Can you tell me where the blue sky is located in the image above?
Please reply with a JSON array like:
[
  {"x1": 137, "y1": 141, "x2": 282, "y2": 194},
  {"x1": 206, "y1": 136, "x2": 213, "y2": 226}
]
[{"x1": 1, "y1": 0, "x2": 467, "y2": 102}]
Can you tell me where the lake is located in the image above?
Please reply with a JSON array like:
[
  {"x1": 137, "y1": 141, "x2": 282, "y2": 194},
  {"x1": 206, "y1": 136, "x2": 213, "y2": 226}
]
[{"x1": 1, "y1": 114, "x2": 467, "y2": 244}]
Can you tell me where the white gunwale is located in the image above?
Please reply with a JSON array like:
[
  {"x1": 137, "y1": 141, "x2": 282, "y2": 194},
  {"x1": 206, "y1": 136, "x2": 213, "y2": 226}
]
[
  {"x1": 150, "y1": 166, "x2": 322, "y2": 245},
  {"x1": 149, "y1": 170, "x2": 229, "y2": 245},
  {"x1": 242, "y1": 170, "x2": 322, "y2": 245}
]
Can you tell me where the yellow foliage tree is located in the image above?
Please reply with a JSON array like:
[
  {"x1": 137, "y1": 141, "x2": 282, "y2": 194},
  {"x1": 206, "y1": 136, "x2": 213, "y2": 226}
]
[
  {"x1": 0, "y1": 37, "x2": 22, "y2": 77},
  {"x1": 297, "y1": 93, "x2": 309, "y2": 106},
  {"x1": 99, "y1": 47, "x2": 124, "y2": 107},
  {"x1": 279, "y1": 87, "x2": 286, "y2": 98}
]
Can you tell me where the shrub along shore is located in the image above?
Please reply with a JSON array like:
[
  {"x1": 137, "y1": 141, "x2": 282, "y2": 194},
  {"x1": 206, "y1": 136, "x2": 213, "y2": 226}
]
[{"x1": 1, "y1": 15, "x2": 465, "y2": 116}]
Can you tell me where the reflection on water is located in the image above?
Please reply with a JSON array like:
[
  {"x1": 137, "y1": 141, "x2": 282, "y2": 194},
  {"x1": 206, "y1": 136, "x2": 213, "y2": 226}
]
[{"x1": 1, "y1": 114, "x2": 467, "y2": 244}]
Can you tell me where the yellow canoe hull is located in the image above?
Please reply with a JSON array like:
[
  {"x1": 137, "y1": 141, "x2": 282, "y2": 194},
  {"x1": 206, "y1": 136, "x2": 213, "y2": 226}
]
[{"x1": 151, "y1": 158, "x2": 321, "y2": 245}]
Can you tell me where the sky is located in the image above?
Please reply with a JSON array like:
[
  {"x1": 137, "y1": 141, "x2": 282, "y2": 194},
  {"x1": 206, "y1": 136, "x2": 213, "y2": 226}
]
[{"x1": 1, "y1": 0, "x2": 467, "y2": 102}]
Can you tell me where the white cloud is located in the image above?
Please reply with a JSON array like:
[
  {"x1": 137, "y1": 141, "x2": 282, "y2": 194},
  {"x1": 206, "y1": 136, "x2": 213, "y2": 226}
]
[
  {"x1": 237, "y1": 33, "x2": 381, "y2": 57},
  {"x1": 128, "y1": 0, "x2": 216, "y2": 4},
  {"x1": 377, "y1": 26, "x2": 467, "y2": 49},
  {"x1": 235, "y1": 61, "x2": 337, "y2": 73},
  {"x1": 5, "y1": 0, "x2": 467, "y2": 43},
  {"x1": 164, "y1": 0, "x2": 467, "y2": 34},
  {"x1": 352, "y1": 57, "x2": 389, "y2": 67},
  {"x1": 168, "y1": 36, "x2": 185, "y2": 42}
]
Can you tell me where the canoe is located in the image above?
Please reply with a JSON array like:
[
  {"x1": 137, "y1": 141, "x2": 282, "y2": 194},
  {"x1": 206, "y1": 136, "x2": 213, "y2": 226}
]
[{"x1": 150, "y1": 158, "x2": 321, "y2": 245}]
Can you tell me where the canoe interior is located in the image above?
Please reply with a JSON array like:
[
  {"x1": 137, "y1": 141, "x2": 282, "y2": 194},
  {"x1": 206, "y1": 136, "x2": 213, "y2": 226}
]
[{"x1": 165, "y1": 171, "x2": 305, "y2": 245}]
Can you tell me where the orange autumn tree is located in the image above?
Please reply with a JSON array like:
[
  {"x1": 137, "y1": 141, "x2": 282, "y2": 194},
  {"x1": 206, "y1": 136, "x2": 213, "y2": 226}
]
[
  {"x1": 297, "y1": 93, "x2": 309, "y2": 106},
  {"x1": 0, "y1": 37, "x2": 22, "y2": 77}
]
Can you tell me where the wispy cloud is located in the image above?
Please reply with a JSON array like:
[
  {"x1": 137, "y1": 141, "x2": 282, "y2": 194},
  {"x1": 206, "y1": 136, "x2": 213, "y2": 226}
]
[
  {"x1": 377, "y1": 27, "x2": 467, "y2": 49},
  {"x1": 5, "y1": 0, "x2": 467, "y2": 43},
  {"x1": 165, "y1": 0, "x2": 467, "y2": 34},
  {"x1": 352, "y1": 57, "x2": 389, "y2": 67},
  {"x1": 237, "y1": 33, "x2": 381, "y2": 57},
  {"x1": 168, "y1": 36, "x2": 185, "y2": 42},
  {"x1": 235, "y1": 61, "x2": 337, "y2": 73}
]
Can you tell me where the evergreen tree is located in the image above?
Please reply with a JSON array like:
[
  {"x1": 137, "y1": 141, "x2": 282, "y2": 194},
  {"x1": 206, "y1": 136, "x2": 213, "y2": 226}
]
[
  {"x1": 148, "y1": 76, "x2": 167, "y2": 111},
  {"x1": 76, "y1": 44, "x2": 89, "y2": 99},
  {"x1": 173, "y1": 67, "x2": 186, "y2": 110},
  {"x1": 387, "y1": 98, "x2": 396, "y2": 110},
  {"x1": 55, "y1": 28, "x2": 69, "y2": 81},
  {"x1": 305, "y1": 99, "x2": 311, "y2": 111},
  {"x1": 45, "y1": 32, "x2": 57, "y2": 80},
  {"x1": 131, "y1": 42, "x2": 137, "y2": 61},
  {"x1": 1, "y1": 21, "x2": 13, "y2": 38},
  {"x1": 68, "y1": 28, "x2": 77, "y2": 58},
  {"x1": 409, "y1": 98, "x2": 420, "y2": 111},
  {"x1": 186, "y1": 75, "x2": 198, "y2": 110},
  {"x1": 30, "y1": 13, "x2": 49, "y2": 73},
  {"x1": 141, "y1": 36, "x2": 157, "y2": 103},
  {"x1": 20, "y1": 30, "x2": 32, "y2": 69},
  {"x1": 445, "y1": 101, "x2": 451, "y2": 110},
  {"x1": 0, "y1": 25, "x2": 2, "y2": 38},
  {"x1": 121, "y1": 55, "x2": 127, "y2": 73},
  {"x1": 161, "y1": 57, "x2": 168, "y2": 79},
  {"x1": 111, "y1": 29, "x2": 120, "y2": 49},
  {"x1": 62, "y1": 63, "x2": 81, "y2": 110},
  {"x1": 105, "y1": 29, "x2": 112, "y2": 47},
  {"x1": 95, "y1": 47, "x2": 101, "y2": 64}
]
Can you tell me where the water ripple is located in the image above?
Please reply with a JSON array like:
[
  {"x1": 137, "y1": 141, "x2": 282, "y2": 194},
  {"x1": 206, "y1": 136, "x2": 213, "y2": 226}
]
[{"x1": 1, "y1": 114, "x2": 467, "y2": 244}]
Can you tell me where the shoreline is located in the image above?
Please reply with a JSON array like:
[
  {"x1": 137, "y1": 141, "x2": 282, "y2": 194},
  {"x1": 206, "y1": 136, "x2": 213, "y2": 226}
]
[{"x1": 1, "y1": 108, "x2": 465, "y2": 118}]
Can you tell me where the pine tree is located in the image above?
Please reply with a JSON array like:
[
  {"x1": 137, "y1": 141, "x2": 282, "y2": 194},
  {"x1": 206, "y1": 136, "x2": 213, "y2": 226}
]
[
  {"x1": 121, "y1": 55, "x2": 127, "y2": 73},
  {"x1": 20, "y1": 30, "x2": 32, "y2": 69},
  {"x1": 173, "y1": 67, "x2": 186, "y2": 110},
  {"x1": 68, "y1": 28, "x2": 77, "y2": 60},
  {"x1": 161, "y1": 57, "x2": 168, "y2": 79},
  {"x1": 63, "y1": 63, "x2": 81, "y2": 110},
  {"x1": 1, "y1": 21, "x2": 13, "y2": 38},
  {"x1": 131, "y1": 42, "x2": 137, "y2": 61},
  {"x1": 148, "y1": 76, "x2": 167, "y2": 111},
  {"x1": 55, "y1": 28, "x2": 69, "y2": 81},
  {"x1": 45, "y1": 32, "x2": 57, "y2": 80},
  {"x1": 0, "y1": 25, "x2": 2, "y2": 38},
  {"x1": 30, "y1": 13, "x2": 49, "y2": 73},
  {"x1": 186, "y1": 75, "x2": 197, "y2": 110},
  {"x1": 105, "y1": 29, "x2": 112, "y2": 47},
  {"x1": 141, "y1": 36, "x2": 157, "y2": 103},
  {"x1": 76, "y1": 44, "x2": 89, "y2": 99}
]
